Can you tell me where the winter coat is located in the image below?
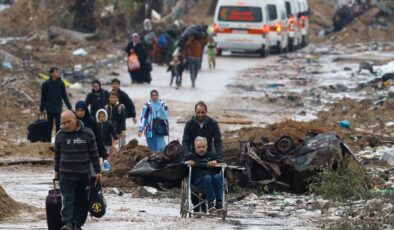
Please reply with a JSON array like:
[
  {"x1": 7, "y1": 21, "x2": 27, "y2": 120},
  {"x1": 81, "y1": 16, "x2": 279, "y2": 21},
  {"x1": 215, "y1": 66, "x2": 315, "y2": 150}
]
[
  {"x1": 184, "y1": 151, "x2": 222, "y2": 183},
  {"x1": 182, "y1": 116, "x2": 223, "y2": 160},
  {"x1": 40, "y1": 77, "x2": 72, "y2": 113},
  {"x1": 114, "y1": 89, "x2": 136, "y2": 118},
  {"x1": 85, "y1": 89, "x2": 109, "y2": 119},
  {"x1": 96, "y1": 109, "x2": 118, "y2": 146},
  {"x1": 105, "y1": 103, "x2": 126, "y2": 135},
  {"x1": 54, "y1": 120, "x2": 101, "y2": 177},
  {"x1": 182, "y1": 38, "x2": 203, "y2": 59}
]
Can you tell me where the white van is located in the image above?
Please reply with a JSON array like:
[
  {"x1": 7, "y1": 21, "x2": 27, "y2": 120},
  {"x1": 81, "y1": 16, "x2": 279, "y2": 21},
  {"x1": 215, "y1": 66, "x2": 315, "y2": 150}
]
[
  {"x1": 265, "y1": 0, "x2": 289, "y2": 53},
  {"x1": 284, "y1": 0, "x2": 302, "y2": 51},
  {"x1": 295, "y1": 0, "x2": 310, "y2": 47},
  {"x1": 213, "y1": 0, "x2": 270, "y2": 57}
]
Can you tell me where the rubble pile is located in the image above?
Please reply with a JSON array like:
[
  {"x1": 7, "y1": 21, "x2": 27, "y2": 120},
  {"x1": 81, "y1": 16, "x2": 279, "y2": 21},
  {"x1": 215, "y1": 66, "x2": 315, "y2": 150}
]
[
  {"x1": 309, "y1": 0, "x2": 394, "y2": 44},
  {"x1": 102, "y1": 140, "x2": 153, "y2": 190},
  {"x1": 0, "y1": 185, "x2": 23, "y2": 220},
  {"x1": 223, "y1": 97, "x2": 394, "y2": 155}
]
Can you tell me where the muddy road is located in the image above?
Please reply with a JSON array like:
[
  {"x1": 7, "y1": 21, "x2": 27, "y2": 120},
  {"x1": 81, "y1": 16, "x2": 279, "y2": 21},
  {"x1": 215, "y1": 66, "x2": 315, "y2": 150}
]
[{"x1": 0, "y1": 51, "x2": 327, "y2": 229}]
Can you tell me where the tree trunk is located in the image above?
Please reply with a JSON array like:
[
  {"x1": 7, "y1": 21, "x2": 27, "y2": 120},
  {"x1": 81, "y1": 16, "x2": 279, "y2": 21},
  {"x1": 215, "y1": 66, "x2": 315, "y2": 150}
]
[{"x1": 72, "y1": 0, "x2": 97, "y2": 33}]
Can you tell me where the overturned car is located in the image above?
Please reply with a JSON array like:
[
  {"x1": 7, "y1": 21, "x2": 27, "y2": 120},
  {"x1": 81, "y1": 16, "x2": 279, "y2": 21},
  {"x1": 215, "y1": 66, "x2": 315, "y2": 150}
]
[{"x1": 227, "y1": 132, "x2": 356, "y2": 193}]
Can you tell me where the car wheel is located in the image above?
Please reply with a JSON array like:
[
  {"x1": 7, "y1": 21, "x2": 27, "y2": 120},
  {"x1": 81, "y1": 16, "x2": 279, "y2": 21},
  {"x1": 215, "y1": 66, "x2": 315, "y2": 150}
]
[{"x1": 288, "y1": 38, "x2": 294, "y2": 52}]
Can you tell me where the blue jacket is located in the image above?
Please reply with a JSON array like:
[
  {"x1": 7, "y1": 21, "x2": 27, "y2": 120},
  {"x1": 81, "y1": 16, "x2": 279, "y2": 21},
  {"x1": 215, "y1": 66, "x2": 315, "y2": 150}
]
[{"x1": 40, "y1": 77, "x2": 72, "y2": 113}]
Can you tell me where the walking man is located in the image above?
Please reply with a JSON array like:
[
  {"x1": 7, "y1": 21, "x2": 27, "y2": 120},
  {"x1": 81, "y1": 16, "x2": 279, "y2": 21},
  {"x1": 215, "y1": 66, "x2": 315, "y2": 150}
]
[
  {"x1": 182, "y1": 101, "x2": 223, "y2": 160},
  {"x1": 182, "y1": 34, "x2": 203, "y2": 88},
  {"x1": 54, "y1": 110, "x2": 102, "y2": 230},
  {"x1": 40, "y1": 67, "x2": 72, "y2": 142}
]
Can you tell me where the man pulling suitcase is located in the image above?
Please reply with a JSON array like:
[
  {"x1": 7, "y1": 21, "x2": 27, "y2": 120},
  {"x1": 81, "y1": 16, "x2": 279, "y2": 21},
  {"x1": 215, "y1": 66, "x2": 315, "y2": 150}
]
[{"x1": 52, "y1": 110, "x2": 102, "y2": 230}]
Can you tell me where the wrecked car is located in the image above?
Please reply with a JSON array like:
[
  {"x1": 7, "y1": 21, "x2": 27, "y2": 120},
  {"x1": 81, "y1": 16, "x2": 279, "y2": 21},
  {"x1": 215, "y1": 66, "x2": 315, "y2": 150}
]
[
  {"x1": 231, "y1": 132, "x2": 357, "y2": 193},
  {"x1": 128, "y1": 140, "x2": 187, "y2": 184}
]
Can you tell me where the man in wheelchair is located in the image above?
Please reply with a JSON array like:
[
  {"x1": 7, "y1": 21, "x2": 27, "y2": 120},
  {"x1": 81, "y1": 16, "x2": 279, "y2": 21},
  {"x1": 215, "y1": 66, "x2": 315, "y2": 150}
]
[{"x1": 184, "y1": 136, "x2": 224, "y2": 212}]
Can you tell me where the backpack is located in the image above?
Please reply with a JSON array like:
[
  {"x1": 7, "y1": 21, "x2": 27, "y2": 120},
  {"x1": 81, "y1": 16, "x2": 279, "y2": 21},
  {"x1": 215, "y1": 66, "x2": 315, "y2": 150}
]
[
  {"x1": 158, "y1": 34, "x2": 169, "y2": 49},
  {"x1": 104, "y1": 104, "x2": 125, "y2": 117}
]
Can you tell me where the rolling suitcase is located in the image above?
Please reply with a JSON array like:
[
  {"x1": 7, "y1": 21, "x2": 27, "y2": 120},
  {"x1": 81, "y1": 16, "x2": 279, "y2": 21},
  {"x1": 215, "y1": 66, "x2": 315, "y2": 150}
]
[
  {"x1": 27, "y1": 118, "x2": 51, "y2": 142},
  {"x1": 46, "y1": 179, "x2": 62, "y2": 230}
]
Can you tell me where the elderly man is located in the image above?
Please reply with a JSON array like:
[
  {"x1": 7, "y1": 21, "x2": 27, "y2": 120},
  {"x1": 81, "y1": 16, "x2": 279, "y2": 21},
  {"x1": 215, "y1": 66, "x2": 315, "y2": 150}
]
[
  {"x1": 54, "y1": 110, "x2": 102, "y2": 230},
  {"x1": 182, "y1": 101, "x2": 223, "y2": 160},
  {"x1": 185, "y1": 136, "x2": 224, "y2": 211}
]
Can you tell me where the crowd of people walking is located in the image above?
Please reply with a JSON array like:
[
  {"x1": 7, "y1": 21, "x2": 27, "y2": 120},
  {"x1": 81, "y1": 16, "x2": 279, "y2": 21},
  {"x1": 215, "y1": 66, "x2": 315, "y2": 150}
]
[{"x1": 39, "y1": 21, "x2": 221, "y2": 230}]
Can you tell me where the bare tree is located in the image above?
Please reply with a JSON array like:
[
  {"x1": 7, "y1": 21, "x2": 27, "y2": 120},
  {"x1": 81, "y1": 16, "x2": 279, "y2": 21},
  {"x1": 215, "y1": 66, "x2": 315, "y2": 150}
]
[{"x1": 71, "y1": 0, "x2": 97, "y2": 33}]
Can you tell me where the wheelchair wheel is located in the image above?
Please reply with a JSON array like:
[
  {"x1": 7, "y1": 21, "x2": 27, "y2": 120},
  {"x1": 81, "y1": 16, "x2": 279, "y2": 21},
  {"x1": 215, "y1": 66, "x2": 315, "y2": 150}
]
[
  {"x1": 180, "y1": 178, "x2": 189, "y2": 218},
  {"x1": 222, "y1": 209, "x2": 227, "y2": 220}
]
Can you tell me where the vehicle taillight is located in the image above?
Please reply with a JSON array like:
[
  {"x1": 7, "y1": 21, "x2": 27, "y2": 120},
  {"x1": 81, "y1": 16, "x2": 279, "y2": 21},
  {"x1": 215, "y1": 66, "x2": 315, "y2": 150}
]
[
  {"x1": 289, "y1": 16, "x2": 294, "y2": 31},
  {"x1": 263, "y1": 24, "x2": 269, "y2": 33},
  {"x1": 300, "y1": 15, "x2": 306, "y2": 28},
  {"x1": 276, "y1": 22, "x2": 282, "y2": 33},
  {"x1": 213, "y1": 23, "x2": 219, "y2": 33}
]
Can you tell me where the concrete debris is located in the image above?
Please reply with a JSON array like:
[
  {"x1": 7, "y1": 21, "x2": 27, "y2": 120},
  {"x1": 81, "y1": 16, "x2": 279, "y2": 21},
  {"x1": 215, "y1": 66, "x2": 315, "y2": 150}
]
[{"x1": 132, "y1": 186, "x2": 158, "y2": 197}]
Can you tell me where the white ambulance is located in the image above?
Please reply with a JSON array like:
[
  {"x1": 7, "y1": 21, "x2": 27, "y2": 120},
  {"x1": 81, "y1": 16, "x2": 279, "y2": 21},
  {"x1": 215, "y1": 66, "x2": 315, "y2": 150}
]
[
  {"x1": 265, "y1": 0, "x2": 289, "y2": 53},
  {"x1": 213, "y1": 0, "x2": 271, "y2": 57}
]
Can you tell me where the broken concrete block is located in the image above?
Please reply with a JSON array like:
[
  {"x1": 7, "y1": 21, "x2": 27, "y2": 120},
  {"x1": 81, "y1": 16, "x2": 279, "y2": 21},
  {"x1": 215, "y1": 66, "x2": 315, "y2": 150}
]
[{"x1": 132, "y1": 186, "x2": 157, "y2": 197}]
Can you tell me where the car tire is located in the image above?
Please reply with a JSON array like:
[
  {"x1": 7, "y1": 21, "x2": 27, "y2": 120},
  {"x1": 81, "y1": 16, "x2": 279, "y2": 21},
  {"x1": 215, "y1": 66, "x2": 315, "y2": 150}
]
[
  {"x1": 288, "y1": 38, "x2": 294, "y2": 52},
  {"x1": 259, "y1": 46, "x2": 268, "y2": 58}
]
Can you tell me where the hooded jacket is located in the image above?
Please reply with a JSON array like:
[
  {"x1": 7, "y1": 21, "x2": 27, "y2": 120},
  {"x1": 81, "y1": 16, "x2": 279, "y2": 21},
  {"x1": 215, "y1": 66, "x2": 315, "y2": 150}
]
[
  {"x1": 40, "y1": 77, "x2": 72, "y2": 113},
  {"x1": 182, "y1": 115, "x2": 223, "y2": 161},
  {"x1": 54, "y1": 120, "x2": 101, "y2": 177},
  {"x1": 96, "y1": 109, "x2": 119, "y2": 146}
]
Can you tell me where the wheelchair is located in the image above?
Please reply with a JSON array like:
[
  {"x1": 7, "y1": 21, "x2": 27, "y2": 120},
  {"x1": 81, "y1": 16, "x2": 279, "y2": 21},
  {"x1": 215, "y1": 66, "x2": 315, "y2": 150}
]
[{"x1": 180, "y1": 163, "x2": 228, "y2": 220}]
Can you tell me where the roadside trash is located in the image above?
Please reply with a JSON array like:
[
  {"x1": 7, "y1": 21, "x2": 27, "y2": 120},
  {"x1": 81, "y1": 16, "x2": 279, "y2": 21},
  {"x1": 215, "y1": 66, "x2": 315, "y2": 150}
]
[
  {"x1": 69, "y1": 82, "x2": 82, "y2": 89},
  {"x1": 339, "y1": 120, "x2": 351, "y2": 128},
  {"x1": 104, "y1": 159, "x2": 110, "y2": 172},
  {"x1": 72, "y1": 48, "x2": 88, "y2": 56},
  {"x1": 2, "y1": 62, "x2": 12, "y2": 70},
  {"x1": 267, "y1": 83, "x2": 285, "y2": 88}
]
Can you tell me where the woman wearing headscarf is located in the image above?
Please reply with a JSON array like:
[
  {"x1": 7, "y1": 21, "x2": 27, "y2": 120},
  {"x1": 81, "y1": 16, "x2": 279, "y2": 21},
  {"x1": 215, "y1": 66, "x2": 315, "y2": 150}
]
[
  {"x1": 75, "y1": 101, "x2": 108, "y2": 160},
  {"x1": 85, "y1": 80, "x2": 109, "y2": 119},
  {"x1": 125, "y1": 33, "x2": 152, "y2": 84},
  {"x1": 138, "y1": 90, "x2": 169, "y2": 151}
]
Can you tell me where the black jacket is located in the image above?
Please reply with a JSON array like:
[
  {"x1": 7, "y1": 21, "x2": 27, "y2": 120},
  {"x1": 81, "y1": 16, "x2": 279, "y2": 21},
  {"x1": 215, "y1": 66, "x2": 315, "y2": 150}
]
[
  {"x1": 185, "y1": 151, "x2": 222, "y2": 183},
  {"x1": 98, "y1": 121, "x2": 118, "y2": 146},
  {"x1": 115, "y1": 89, "x2": 136, "y2": 118},
  {"x1": 105, "y1": 103, "x2": 126, "y2": 135},
  {"x1": 54, "y1": 121, "x2": 101, "y2": 177},
  {"x1": 85, "y1": 89, "x2": 109, "y2": 119},
  {"x1": 182, "y1": 116, "x2": 223, "y2": 160},
  {"x1": 89, "y1": 117, "x2": 109, "y2": 159},
  {"x1": 40, "y1": 77, "x2": 72, "y2": 113}
]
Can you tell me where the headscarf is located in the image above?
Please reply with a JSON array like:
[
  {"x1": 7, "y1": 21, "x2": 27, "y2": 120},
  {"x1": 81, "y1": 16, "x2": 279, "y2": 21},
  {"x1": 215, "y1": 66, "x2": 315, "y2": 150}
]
[
  {"x1": 149, "y1": 90, "x2": 167, "y2": 120},
  {"x1": 132, "y1": 33, "x2": 140, "y2": 46},
  {"x1": 75, "y1": 100, "x2": 92, "y2": 128},
  {"x1": 92, "y1": 79, "x2": 102, "y2": 93}
]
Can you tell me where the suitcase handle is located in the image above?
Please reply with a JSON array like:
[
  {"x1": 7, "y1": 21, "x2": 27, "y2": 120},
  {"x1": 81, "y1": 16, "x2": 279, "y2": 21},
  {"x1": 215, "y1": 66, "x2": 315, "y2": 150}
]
[{"x1": 53, "y1": 179, "x2": 59, "y2": 196}]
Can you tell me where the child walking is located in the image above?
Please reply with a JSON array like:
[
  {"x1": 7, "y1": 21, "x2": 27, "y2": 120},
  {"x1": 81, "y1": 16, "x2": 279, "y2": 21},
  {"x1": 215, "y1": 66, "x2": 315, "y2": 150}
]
[
  {"x1": 207, "y1": 36, "x2": 217, "y2": 69},
  {"x1": 96, "y1": 109, "x2": 119, "y2": 160},
  {"x1": 105, "y1": 91, "x2": 126, "y2": 148}
]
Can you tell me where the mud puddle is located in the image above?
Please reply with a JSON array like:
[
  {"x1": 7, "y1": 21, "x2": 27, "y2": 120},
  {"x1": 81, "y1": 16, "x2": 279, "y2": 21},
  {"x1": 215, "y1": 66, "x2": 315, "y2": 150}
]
[{"x1": 0, "y1": 165, "x2": 321, "y2": 229}]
